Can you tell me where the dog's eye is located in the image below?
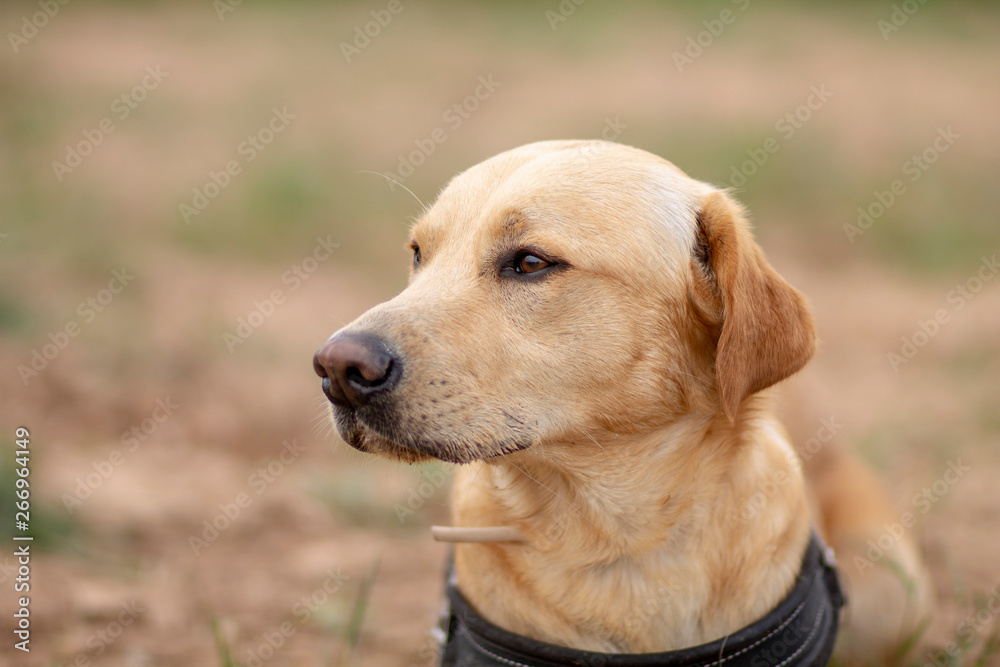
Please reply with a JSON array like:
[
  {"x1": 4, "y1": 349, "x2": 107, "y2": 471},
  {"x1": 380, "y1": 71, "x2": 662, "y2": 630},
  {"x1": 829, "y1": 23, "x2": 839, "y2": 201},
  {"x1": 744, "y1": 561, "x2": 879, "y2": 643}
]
[
  {"x1": 514, "y1": 253, "x2": 552, "y2": 275},
  {"x1": 410, "y1": 243, "x2": 421, "y2": 267},
  {"x1": 500, "y1": 250, "x2": 559, "y2": 278},
  {"x1": 517, "y1": 254, "x2": 549, "y2": 274}
]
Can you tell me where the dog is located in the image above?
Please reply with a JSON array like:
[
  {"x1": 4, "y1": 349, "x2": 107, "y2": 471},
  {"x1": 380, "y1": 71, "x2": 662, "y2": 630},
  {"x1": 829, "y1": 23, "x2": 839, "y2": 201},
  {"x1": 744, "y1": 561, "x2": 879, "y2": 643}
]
[{"x1": 313, "y1": 141, "x2": 930, "y2": 665}]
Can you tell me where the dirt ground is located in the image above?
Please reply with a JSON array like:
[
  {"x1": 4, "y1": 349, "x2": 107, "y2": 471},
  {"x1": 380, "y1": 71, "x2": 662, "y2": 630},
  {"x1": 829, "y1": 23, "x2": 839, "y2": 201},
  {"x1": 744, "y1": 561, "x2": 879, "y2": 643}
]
[{"x1": 1, "y1": 3, "x2": 998, "y2": 666}]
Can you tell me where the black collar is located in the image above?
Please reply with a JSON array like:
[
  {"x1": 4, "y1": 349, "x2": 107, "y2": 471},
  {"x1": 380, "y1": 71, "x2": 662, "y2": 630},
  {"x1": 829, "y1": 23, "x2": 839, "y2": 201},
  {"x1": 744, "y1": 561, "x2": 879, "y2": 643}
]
[{"x1": 437, "y1": 532, "x2": 844, "y2": 667}]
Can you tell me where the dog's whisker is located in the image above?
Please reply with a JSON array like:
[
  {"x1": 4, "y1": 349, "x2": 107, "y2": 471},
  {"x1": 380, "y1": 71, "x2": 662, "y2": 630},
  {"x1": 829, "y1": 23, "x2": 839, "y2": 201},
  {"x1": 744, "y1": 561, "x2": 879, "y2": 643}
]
[
  {"x1": 506, "y1": 458, "x2": 589, "y2": 522},
  {"x1": 580, "y1": 429, "x2": 607, "y2": 453},
  {"x1": 356, "y1": 169, "x2": 428, "y2": 217},
  {"x1": 311, "y1": 403, "x2": 336, "y2": 436},
  {"x1": 313, "y1": 419, "x2": 336, "y2": 440},
  {"x1": 461, "y1": 458, "x2": 488, "y2": 496}
]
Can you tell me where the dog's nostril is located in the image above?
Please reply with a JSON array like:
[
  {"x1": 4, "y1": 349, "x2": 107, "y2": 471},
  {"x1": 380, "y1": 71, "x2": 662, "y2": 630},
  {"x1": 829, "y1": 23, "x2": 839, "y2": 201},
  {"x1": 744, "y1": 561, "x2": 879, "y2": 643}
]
[
  {"x1": 347, "y1": 365, "x2": 375, "y2": 387},
  {"x1": 321, "y1": 376, "x2": 334, "y2": 398},
  {"x1": 346, "y1": 358, "x2": 391, "y2": 387},
  {"x1": 313, "y1": 333, "x2": 400, "y2": 407}
]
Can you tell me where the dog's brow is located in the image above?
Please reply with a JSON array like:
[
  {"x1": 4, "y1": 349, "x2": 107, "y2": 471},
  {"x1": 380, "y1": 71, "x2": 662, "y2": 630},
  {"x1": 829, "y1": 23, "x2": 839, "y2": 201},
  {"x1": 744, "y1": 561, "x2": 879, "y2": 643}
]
[
  {"x1": 499, "y1": 208, "x2": 529, "y2": 232},
  {"x1": 410, "y1": 214, "x2": 439, "y2": 245}
]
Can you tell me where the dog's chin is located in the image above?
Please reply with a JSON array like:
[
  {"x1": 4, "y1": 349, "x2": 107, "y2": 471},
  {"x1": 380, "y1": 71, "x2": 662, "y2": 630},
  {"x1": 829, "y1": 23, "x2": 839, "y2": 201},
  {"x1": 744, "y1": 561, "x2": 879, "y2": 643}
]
[
  {"x1": 329, "y1": 405, "x2": 534, "y2": 464},
  {"x1": 343, "y1": 429, "x2": 433, "y2": 464}
]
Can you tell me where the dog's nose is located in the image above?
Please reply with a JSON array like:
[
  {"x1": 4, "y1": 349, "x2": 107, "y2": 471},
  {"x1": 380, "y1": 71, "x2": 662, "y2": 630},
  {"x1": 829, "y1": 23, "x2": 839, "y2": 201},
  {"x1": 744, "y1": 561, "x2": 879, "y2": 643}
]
[{"x1": 313, "y1": 333, "x2": 400, "y2": 408}]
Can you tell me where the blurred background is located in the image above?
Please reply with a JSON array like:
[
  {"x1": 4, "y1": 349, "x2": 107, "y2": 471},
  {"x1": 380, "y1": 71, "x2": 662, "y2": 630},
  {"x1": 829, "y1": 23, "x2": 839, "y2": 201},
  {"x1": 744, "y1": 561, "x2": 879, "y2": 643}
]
[{"x1": 1, "y1": 1, "x2": 998, "y2": 665}]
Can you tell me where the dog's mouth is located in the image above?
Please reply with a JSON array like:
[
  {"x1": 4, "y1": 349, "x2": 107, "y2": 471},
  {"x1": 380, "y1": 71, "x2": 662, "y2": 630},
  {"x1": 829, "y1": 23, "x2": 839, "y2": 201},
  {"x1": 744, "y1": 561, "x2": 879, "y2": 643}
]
[
  {"x1": 329, "y1": 404, "x2": 433, "y2": 463},
  {"x1": 326, "y1": 401, "x2": 535, "y2": 464}
]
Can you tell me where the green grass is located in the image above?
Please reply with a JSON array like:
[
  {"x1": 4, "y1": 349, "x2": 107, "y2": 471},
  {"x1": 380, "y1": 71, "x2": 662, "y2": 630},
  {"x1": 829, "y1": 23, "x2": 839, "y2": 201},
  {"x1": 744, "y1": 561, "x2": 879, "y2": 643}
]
[
  {"x1": 0, "y1": 437, "x2": 78, "y2": 551},
  {"x1": 207, "y1": 556, "x2": 381, "y2": 667},
  {"x1": 212, "y1": 616, "x2": 242, "y2": 667},
  {"x1": 0, "y1": 291, "x2": 34, "y2": 335},
  {"x1": 304, "y1": 461, "x2": 451, "y2": 530},
  {"x1": 827, "y1": 557, "x2": 1000, "y2": 667},
  {"x1": 901, "y1": 605, "x2": 1000, "y2": 667},
  {"x1": 336, "y1": 556, "x2": 381, "y2": 667},
  {"x1": 174, "y1": 159, "x2": 341, "y2": 260},
  {"x1": 2, "y1": 4, "x2": 997, "y2": 281}
]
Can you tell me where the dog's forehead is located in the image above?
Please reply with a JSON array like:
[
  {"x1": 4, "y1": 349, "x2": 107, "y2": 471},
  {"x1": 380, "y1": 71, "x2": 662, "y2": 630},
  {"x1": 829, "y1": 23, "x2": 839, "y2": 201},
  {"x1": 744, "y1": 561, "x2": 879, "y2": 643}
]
[{"x1": 413, "y1": 141, "x2": 710, "y2": 259}]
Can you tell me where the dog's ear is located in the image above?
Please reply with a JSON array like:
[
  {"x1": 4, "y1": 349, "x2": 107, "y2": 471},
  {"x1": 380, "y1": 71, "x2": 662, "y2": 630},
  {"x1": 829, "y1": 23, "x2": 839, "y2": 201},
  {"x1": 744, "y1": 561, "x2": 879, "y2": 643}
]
[{"x1": 690, "y1": 191, "x2": 816, "y2": 422}]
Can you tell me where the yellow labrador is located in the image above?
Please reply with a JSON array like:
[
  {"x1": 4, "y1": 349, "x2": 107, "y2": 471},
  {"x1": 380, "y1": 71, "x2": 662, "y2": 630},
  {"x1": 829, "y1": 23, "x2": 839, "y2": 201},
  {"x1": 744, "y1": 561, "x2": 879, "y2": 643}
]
[{"x1": 314, "y1": 141, "x2": 929, "y2": 665}]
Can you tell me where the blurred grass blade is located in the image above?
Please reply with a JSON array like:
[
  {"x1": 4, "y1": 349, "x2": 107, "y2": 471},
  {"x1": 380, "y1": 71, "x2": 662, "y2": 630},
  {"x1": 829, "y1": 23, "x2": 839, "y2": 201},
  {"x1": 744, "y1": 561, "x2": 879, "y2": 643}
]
[
  {"x1": 890, "y1": 615, "x2": 929, "y2": 666},
  {"x1": 972, "y1": 624, "x2": 1000, "y2": 667},
  {"x1": 338, "y1": 555, "x2": 383, "y2": 667},
  {"x1": 212, "y1": 616, "x2": 241, "y2": 667}
]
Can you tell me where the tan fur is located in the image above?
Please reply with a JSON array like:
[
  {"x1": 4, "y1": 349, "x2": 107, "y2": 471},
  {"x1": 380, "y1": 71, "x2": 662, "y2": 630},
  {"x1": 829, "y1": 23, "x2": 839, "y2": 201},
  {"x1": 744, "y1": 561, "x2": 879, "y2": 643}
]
[
  {"x1": 801, "y1": 440, "x2": 932, "y2": 663},
  {"x1": 320, "y1": 140, "x2": 929, "y2": 658}
]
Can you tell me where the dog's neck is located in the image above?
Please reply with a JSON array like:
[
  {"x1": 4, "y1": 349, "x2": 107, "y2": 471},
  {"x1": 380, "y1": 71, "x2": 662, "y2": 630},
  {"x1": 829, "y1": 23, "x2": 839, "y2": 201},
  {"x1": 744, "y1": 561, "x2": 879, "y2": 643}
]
[{"x1": 451, "y1": 397, "x2": 812, "y2": 653}]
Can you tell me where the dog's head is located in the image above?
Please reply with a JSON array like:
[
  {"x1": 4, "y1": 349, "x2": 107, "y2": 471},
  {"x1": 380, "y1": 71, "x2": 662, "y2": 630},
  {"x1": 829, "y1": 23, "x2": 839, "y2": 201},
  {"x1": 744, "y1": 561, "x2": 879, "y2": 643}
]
[{"x1": 314, "y1": 141, "x2": 815, "y2": 463}]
